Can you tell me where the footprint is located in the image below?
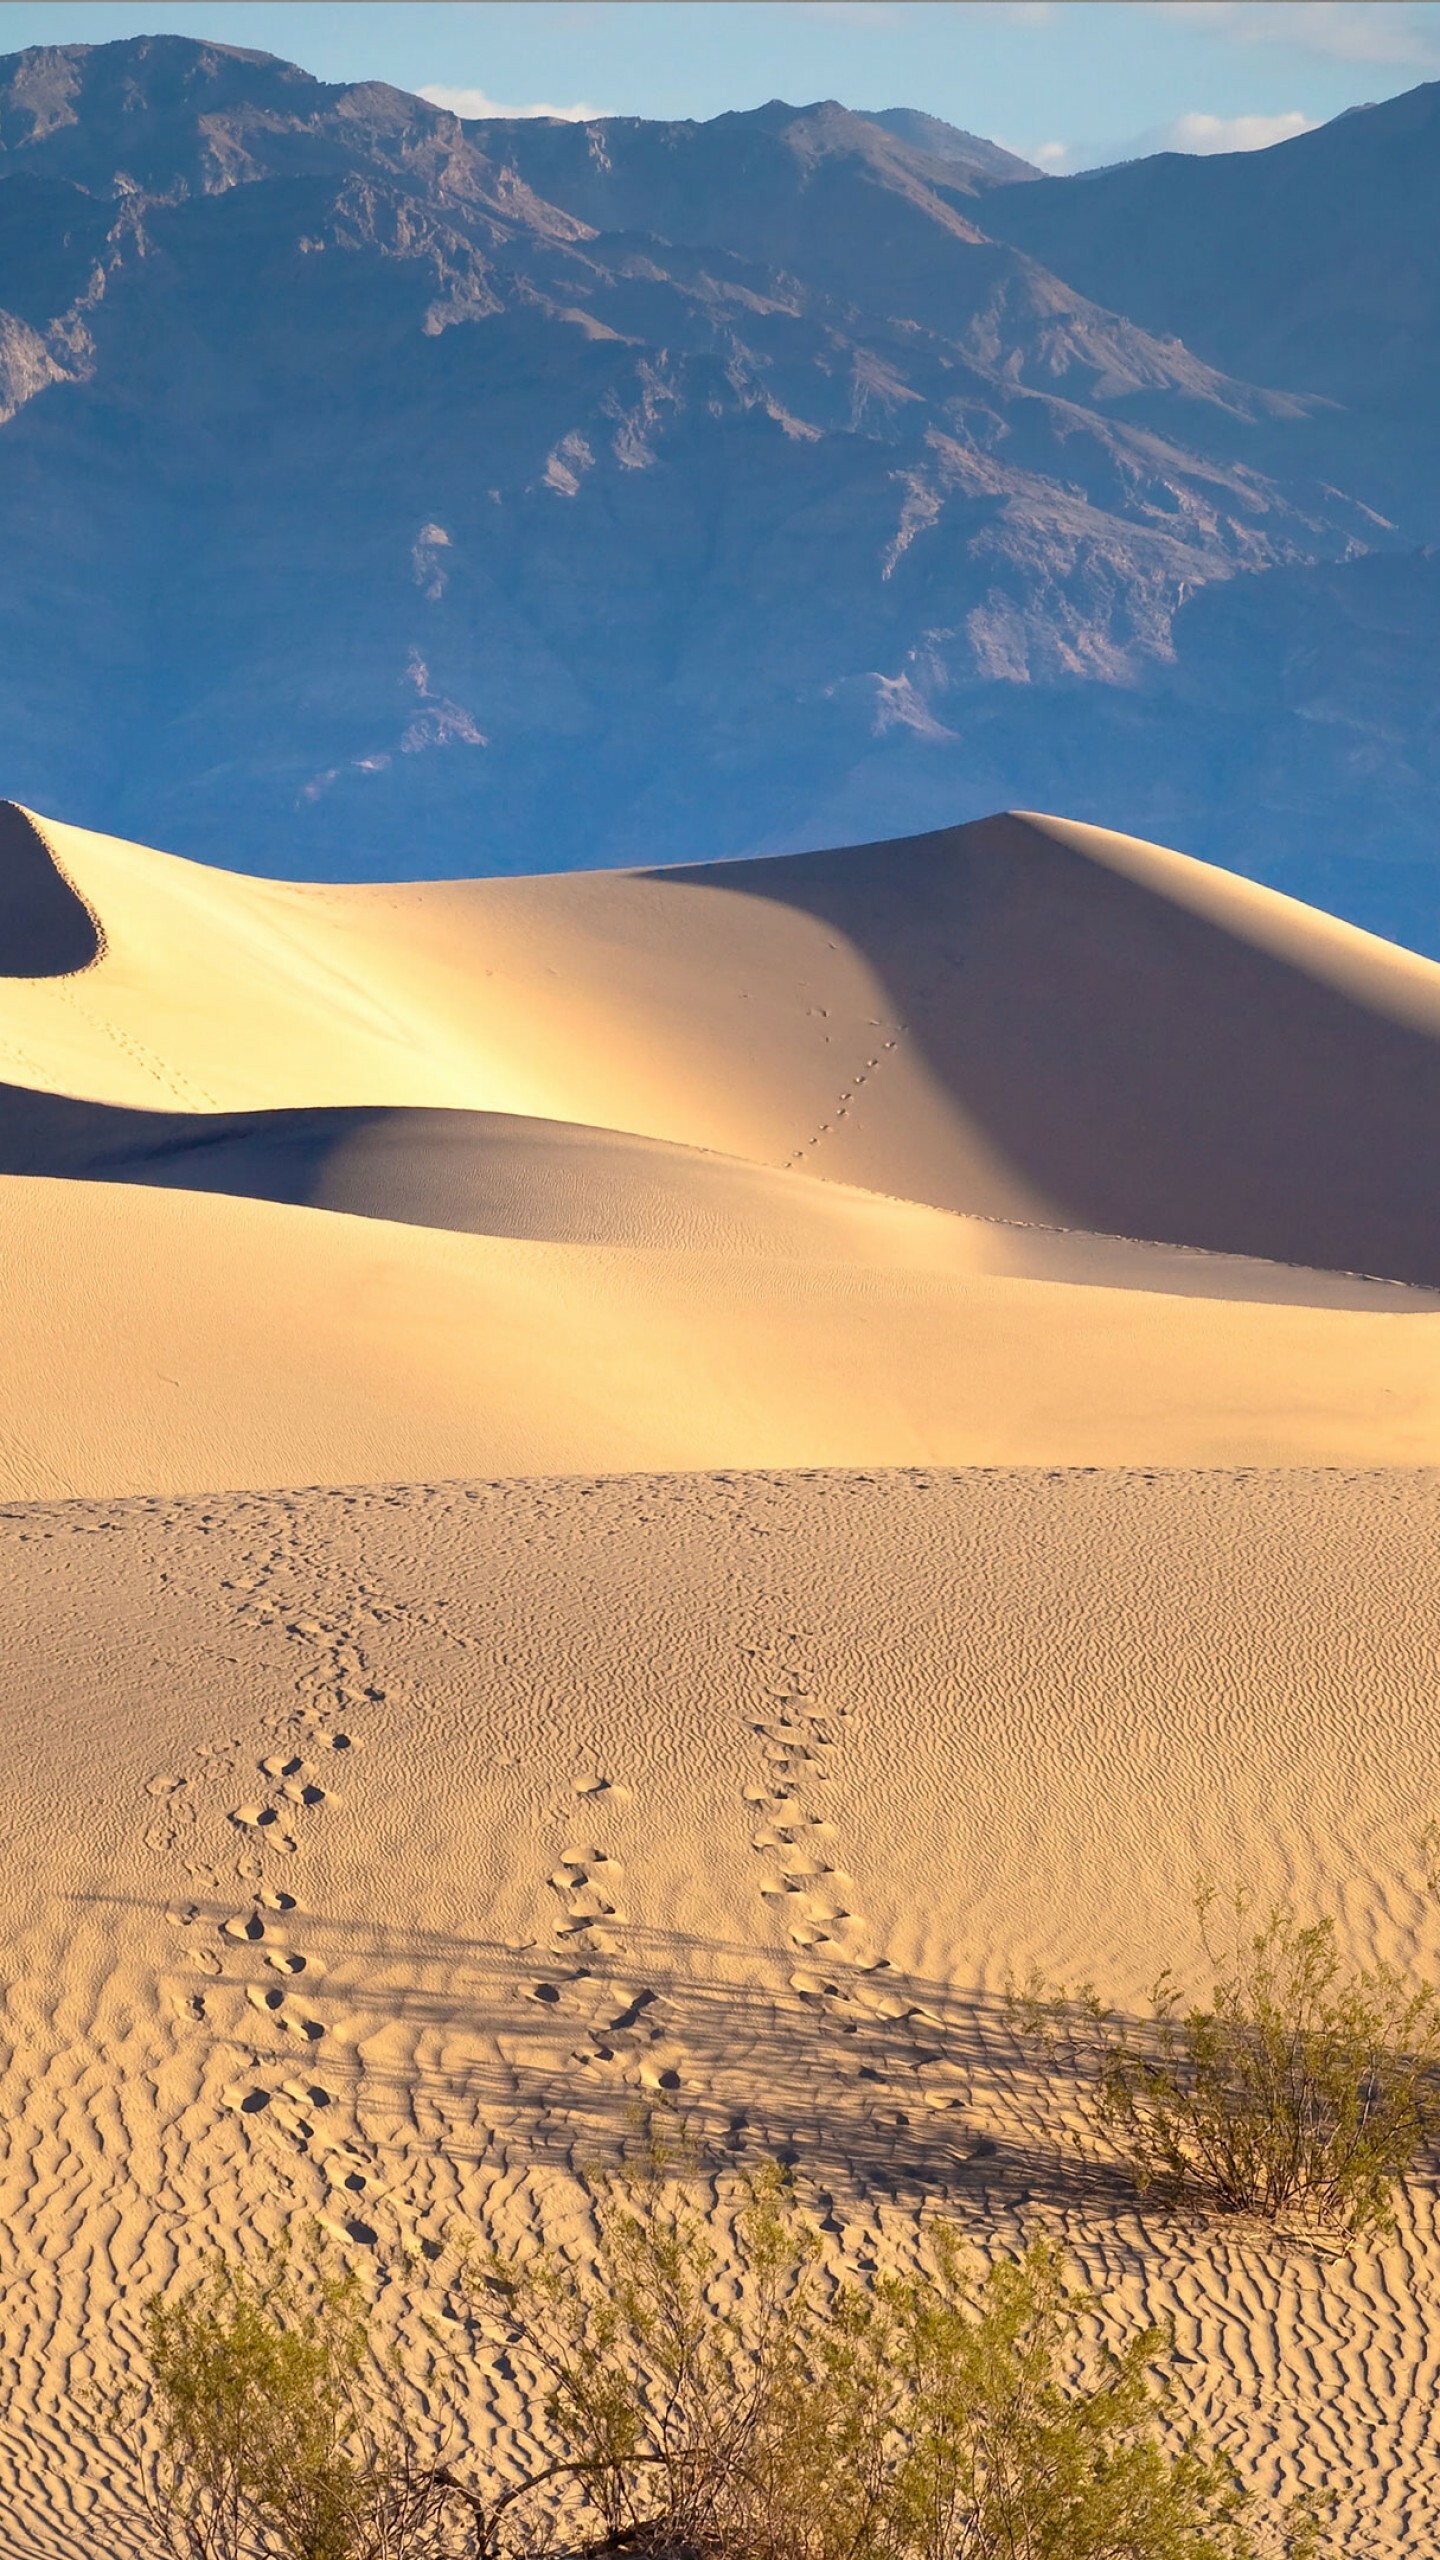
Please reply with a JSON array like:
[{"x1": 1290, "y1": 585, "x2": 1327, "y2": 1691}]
[
  {"x1": 742, "y1": 1639, "x2": 877, "y2": 1971},
  {"x1": 548, "y1": 1846, "x2": 629, "y2": 1945},
  {"x1": 247, "y1": 1984, "x2": 325, "y2": 2039},
  {"x1": 223, "y1": 2085, "x2": 273, "y2": 2116},
  {"x1": 230, "y1": 1806, "x2": 299, "y2": 1853},
  {"x1": 573, "y1": 1773, "x2": 632, "y2": 1804},
  {"x1": 260, "y1": 2080, "x2": 331, "y2": 2149},
  {"x1": 283, "y1": 2078, "x2": 332, "y2": 2110},
  {"x1": 603, "y1": 1986, "x2": 656, "y2": 2035},
  {"x1": 143, "y1": 1769, "x2": 197, "y2": 1853}
]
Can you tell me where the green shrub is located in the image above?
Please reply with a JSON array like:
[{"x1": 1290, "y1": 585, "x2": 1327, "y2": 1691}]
[
  {"x1": 121, "y1": 2162, "x2": 1326, "y2": 2560},
  {"x1": 119, "y1": 2240, "x2": 457, "y2": 2560},
  {"x1": 482, "y1": 2154, "x2": 1323, "y2": 2560},
  {"x1": 1013, "y1": 1887, "x2": 1440, "y2": 2239}
]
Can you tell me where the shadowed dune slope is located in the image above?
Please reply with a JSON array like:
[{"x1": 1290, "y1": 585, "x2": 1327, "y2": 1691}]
[
  {"x1": 0, "y1": 801, "x2": 100, "y2": 976},
  {"x1": 1, "y1": 1081, "x2": 1432, "y2": 1305},
  {"x1": 8, "y1": 800, "x2": 1440, "y2": 1278},
  {"x1": 3, "y1": 798, "x2": 1440, "y2": 1492}
]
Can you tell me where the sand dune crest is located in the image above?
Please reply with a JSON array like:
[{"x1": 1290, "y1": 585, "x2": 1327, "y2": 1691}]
[
  {"x1": 9, "y1": 799, "x2": 1440, "y2": 1279},
  {"x1": 3, "y1": 800, "x2": 1440, "y2": 1492},
  {"x1": 0, "y1": 802, "x2": 101, "y2": 978}
]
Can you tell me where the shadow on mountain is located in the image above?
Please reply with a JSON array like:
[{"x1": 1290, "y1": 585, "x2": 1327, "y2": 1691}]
[
  {"x1": 0, "y1": 803, "x2": 101, "y2": 977},
  {"x1": 667, "y1": 815, "x2": 1440, "y2": 1291}
]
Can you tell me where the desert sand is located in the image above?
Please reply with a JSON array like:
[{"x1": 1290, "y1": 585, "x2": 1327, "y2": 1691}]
[
  {"x1": 4, "y1": 799, "x2": 1440, "y2": 2553},
  {"x1": 4, "y1": 798, "x2": 1440, "y2": 1492}
]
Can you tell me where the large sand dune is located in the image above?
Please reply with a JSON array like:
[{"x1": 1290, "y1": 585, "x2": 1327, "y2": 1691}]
[
  {"x1": 3, "y1": 798, "x2": 1440, "y2": 1494},
  {"x1": 6, "y1": 800, "x2": 1440, "y2": 2553},
  {"x1": 10, "y1": 804, "x2": 1440, "y2": 1288}
]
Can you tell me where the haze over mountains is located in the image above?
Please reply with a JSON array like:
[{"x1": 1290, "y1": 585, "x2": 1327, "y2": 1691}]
[{"x1": 0, "y1": 35, "x2": 1436, "y2": 945}]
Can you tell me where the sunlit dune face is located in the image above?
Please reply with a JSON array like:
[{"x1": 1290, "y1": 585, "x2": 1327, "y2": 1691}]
[{"x1": 3, "y1": 798, "x2": 1440, "y2": 1496}]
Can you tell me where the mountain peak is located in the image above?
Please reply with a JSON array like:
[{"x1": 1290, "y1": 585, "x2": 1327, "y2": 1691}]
[
  {"x1": 0, "y1": 34, "x2": 1431, "y2": 945},
  {"x1": 858, "y1": 106, "x2": 1040, "y2": 186}
]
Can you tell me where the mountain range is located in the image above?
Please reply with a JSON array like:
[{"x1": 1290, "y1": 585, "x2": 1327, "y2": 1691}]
[{"x1": 0, "y1": 35, "x2": 1435, "y2": 944}]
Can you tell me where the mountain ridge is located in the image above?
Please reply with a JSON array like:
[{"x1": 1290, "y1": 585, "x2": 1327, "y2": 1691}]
[{"x1": 0, "y1": 37, "x2": 1433, "y2": 946}]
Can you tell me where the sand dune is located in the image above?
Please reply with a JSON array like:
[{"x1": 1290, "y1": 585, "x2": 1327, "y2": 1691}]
[
  {"x1": 6, "y1": 799, "x2": 1440, "y2": 2551},
  {"x1": 0, "y1": 1081, "x2": 1432, "y2": 1308},
  {"x1": 11, "y1": 798, "x2": 1440, "y2": 1277},
  {"x1": 3, "y1": 798, "x2": 1440, "y2": 1493},
  {"x1": 7, "y1": 1169, "x2": 1440, "y2": 1499}
]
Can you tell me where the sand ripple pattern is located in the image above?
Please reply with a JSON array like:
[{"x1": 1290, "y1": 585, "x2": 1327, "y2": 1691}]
[{"x1": 4, "y1": 1468, "x2": 1440, "y2": 2552}]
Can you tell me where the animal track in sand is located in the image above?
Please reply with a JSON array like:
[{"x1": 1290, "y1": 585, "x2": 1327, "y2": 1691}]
[
  {"x1": 222, "y1": 2075, "x2": 342, "y2": 2174},
  {"x1": 142, "y1": 1770, "x2": 197, "y2": 1855},
  {"x1": 230, "y1": 1804, "x2": 299, "y2": 1853},
  {"x1": 520, "y1": 1797, "x2": 668, "y2": 2088},
  {"x1": 784, "y1": 1031, "x2": 901, "y2": 1169},
  {"x1": 572, "y1": 1771, "x2": 634, "y2": 1807},
  {"x1": 227, "y1": 1747, "x2": 341, "y2": 1849},
  {"x1": 732, "y1": 1630, "x2": 976, "y2": 2151},
  {"x1": 246, "y1": 1982, "x2": 325, "y2": 2040},
  {"x1": 741, "y1": 1633, "x2": 877, "y2": 1973},
  {"x1": 569, "y1": 1980, "x2": 673, "y2": 2081}
]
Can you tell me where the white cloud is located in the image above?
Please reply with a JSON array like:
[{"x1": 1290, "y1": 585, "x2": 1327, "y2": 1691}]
[
  {"x1": 1156, "y1": 107, "x2": 1320, "y2": 151},
  {"x1": 419, "y1": 84, "x2": 602, "y2": 122},
  {"x1": 1035, "y1": 103, "x2": 1319, "y2": 172},
  {"x1": 1151, "y1": 1, "x2": 1440, "y2": 72}
]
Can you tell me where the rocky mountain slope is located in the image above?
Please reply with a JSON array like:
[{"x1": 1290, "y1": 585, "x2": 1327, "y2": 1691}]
[
  {"x1": 0, "y1": 37, "x2": 1433, "y2": 943},
  {"x1": 981, "y1": 83, "x2": 1440, "y2": 535}
]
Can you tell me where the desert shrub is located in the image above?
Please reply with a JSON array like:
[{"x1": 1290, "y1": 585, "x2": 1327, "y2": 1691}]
[
  {"x1": 118, "y1": 2240, "x2": 465, "y2": 2560},
  {"x1": 480, "y1": 2156, "x2": 821, "y2": 2555},
  {"x1": 120, "y1": 2163, "x2": 1326, "y2": 2560},
  {"x1": 1013, "y1": 1887, "x2": 1440, "y2": 2239},
  {"x1": 481, "y1": 2155, "x2": 1323, "y2": 2560}
]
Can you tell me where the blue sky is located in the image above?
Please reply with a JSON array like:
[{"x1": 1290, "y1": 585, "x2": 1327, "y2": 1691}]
[{"x1": 3, "y1": 1, "x2": 1439, "y2": 170}]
